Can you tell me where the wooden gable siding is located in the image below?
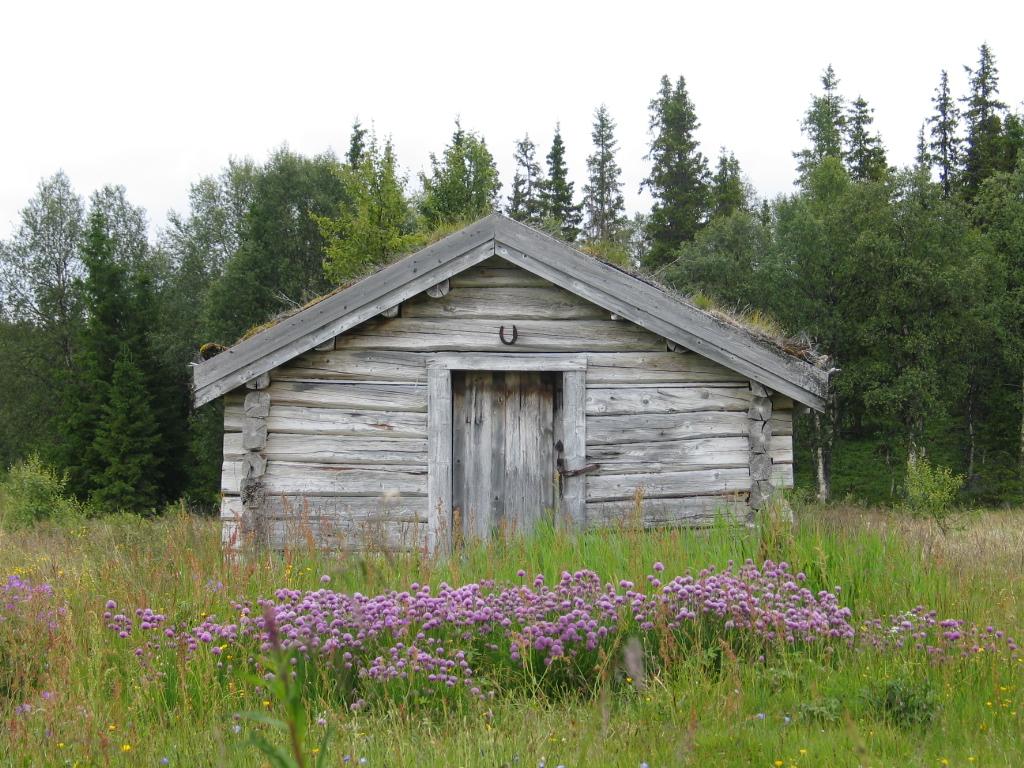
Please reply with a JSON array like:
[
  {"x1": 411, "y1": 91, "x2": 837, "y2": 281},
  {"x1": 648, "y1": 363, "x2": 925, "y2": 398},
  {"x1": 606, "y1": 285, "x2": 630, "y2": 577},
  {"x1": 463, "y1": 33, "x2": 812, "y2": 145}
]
[{"x1": 220, "y1": 259, "x2": 795, "y2": 548}]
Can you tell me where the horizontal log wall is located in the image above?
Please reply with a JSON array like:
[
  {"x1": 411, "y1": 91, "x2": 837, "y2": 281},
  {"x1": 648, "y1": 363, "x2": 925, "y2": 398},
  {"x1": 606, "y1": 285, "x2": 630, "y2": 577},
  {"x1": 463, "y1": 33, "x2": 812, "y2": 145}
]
[
  {"x1": 221, "y1": 374, "x2": 429, "y2": 552},
  {"x1": 221, "y1": 258, "x2": 800, "y2": 548}
]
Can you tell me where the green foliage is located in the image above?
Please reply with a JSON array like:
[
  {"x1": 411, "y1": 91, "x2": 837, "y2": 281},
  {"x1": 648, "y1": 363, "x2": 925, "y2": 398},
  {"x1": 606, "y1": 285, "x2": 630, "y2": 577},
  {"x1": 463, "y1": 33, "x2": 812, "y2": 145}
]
[
  {"x1": 506, "y1": 134, "x2": 544, "y2": 226},
  {"x1": 539, "y1": 124, "x2": 582, "y2": 242},
  {"x1": 0, "y1": 453, "x2": 84, "y2": 529},
  {"x1": 709, "y1": 149, "x2": 748, "y2": 219},
  {"x1": 319, "y1": 136, "x2": 417, "y2": 284},
  {"x1": 863, "y1": 677, "x2": 938, "y2": 726},
  {"x1": 203, "y1": 148, "x2": 347, "y2": 344},
  {"x1": 238, "y1": 612, "x2": 332, "y2": 768},
  {"x1": 346, "y1": 119, "x2": 368, "y2": 168},
  {"x1": 0, "y1": 170, "x2": 85, "y2": 362},
  {"x1": 90, "y1": 346, "x2": 162, "y2": 514},
  {"x1": 794, "y1": 65, "x2": 846, "y2": 185},
  {"x1": 903, "y1": 455, "x2": 965, "y2": 532},
  {"x1": 642, "y1": 75, "x2": 711, "y2": 269},
  {"x1": 929, "y1": 70, "x2": 962, "y2": 197},
  {"x1": 419, "y1": 121, "x2": 500, "y2": 228},
  {"x1": 664, "y1": 209, "x2": 769, "y2": 308},
  {"x1": 582, "y1": 105, "x2": 627, "y2": 243},
  {"x1": 961, "y1": 44, "x2": 1008, "y2": 201},
  {"x1": 844, "y1": 96, "x2": 889, "y2": 182}
]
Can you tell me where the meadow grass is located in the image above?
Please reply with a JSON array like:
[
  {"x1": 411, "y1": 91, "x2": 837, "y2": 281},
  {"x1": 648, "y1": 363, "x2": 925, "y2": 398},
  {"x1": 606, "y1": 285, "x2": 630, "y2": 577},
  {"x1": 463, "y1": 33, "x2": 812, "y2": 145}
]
[{"x1": 1, "y1": 502, "x2": 1022, "y2": 767}]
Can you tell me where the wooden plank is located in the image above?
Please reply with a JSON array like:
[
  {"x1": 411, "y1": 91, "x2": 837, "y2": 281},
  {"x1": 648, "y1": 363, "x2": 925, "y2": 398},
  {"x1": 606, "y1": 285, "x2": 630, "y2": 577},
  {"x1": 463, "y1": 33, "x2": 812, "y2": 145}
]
[
  {"x1": 274, "y1": 350, "x2": 429, "y2": 383},
  {"x1": 585, "y1": 467, "x2": 750, "y2": 502},
  {"x1": 586, "y1": 495, "x2": 750, "y2": 528},
  {"x1": 561, "y1": 370, "x2": 587, "y2": 528},
  {"x1": 266, "y1": 381, "x2": 426, "y2": 412},
  {"x1": 262, "y1": 516, "x2": 427, "y2": 552},
  {"x1": 224, "y1": 433, "x2": 427, "y2": 464},
  {"x1": 587, "y1": 436, "x2": 792, "y2": 474},
  {"x1": 334, "y1": 318, "x2": 664, "y2": 353},
  {"x1": 492, "y1": 222, "x2": 828, "y2": 409},
  {"x1": 428, "y1": 352, "x2": 587, "y2": 371},
  {"x1": 584, "y1": 352, "x2": 743, "y2": 385},
  {"x1": 772, "y1": 462, "x2": 795, "y2": 488},
  {"x1": 426, "y1": 278, "x2": 450, "y2": 298},
  {"x1": 220, "y1": 496, "x2": 245, "y2": 549},
  {"x1": 585, "y1": 386, "x2": 752, "y2": 416},
  {"x1": 253, "y1": 494, "x2": 427, "y2": 523},
  {"x1": 224, "y1": 394, "x2": 243, "y2": 432},
  {"x1": 427, "y1": 367, "x2": 452, "y2": 554},
  {"x1": 450, "y1": 258, "x2": 550, "y2": 288},
  {"x1": 503, "y1": 372, "x2": 556, "y2": 536},
  {"x1": 222, "y1": 461, "x2": 427, "y2": 496},
  {"x1": 588, "y1": 411, "x2": 751, "y2": 445},
  {"x1": 771, "y1": 412, "x2": 793, "y2": 436},
  {"x1": 226, "y1": 405, "x2": 426, "y2": 438},
  {"x1": 193, "y1": 221, "x2": 498, "y2": 406},
  {"x1": 454, "y1": 371, "x2": 502, "y2": 541},
  {"x1": 246, "y1": 372, "x2": 271, "y2": 390},
  {"x1": 403, "y1": 286, "x2": 606, "y2": 320}
]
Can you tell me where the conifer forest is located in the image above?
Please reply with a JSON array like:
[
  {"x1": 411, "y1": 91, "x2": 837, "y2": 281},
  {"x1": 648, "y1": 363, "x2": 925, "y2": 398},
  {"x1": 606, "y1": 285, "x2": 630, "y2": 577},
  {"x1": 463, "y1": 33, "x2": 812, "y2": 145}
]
[{"x1": 1, "y1": 44, "x2": 1023, "y2": 515}]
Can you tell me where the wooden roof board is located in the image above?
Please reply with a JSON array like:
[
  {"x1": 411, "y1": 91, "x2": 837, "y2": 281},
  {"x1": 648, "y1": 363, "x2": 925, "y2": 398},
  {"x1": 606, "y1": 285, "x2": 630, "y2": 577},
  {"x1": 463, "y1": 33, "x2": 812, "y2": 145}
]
[
  {"x1": 490, "y1": 217, "x2": 828, "y2": 410},
  {"x1": 192, "y1": 216, "x2": 498, "y2": 406},
  {"x1": 191, "y1": 214, "x2": 829, "y2": 410}
]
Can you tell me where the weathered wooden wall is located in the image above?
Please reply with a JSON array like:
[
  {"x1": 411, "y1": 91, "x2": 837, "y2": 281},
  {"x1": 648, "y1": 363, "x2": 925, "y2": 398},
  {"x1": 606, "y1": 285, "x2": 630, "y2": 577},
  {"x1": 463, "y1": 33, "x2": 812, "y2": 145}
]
[{"x1": 219, "y1": 258, "x2": 796, "y2": 548}]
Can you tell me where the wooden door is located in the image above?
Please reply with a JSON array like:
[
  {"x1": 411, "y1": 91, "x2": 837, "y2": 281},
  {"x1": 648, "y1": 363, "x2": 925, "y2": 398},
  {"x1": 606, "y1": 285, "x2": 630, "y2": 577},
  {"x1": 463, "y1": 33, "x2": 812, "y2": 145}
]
[{"x1": 452, "y1": 371, "x2": 558, "y2": 540}]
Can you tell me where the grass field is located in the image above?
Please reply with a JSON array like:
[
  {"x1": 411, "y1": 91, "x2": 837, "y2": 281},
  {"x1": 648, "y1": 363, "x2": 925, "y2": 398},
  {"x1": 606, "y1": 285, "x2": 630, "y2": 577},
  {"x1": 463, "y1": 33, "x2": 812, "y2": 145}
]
[{"x1": 1, "y1": 503, "x2": 1022, "y2": 767}]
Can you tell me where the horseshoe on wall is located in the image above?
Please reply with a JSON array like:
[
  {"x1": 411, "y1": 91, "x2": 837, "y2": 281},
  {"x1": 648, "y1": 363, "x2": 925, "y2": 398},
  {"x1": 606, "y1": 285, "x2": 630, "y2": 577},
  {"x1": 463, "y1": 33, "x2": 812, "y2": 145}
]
[{"x1": 498, "y1": 324, "x2": 518, "y2": 345}]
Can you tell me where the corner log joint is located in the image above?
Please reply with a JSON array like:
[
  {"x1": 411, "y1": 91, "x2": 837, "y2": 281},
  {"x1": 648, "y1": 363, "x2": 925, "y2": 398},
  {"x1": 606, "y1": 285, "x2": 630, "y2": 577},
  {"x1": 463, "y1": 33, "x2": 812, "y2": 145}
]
[
  {"x1": 748, "y1": 381, "x2": 774, "y2": 511},
  {"x1": 240, "y1": 380, "x2": 270, "y2": 546}
]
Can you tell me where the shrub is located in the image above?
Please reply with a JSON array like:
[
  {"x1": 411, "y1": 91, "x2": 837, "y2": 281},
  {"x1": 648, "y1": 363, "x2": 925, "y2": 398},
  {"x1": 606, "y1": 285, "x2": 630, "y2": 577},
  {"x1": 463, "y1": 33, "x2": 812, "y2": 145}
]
[
  {"x1": 863, "y1": 677, "x2": 937, "y2": 726},
  {"x1": 903, "y1": 455, "x2": 965, "y2": 533},
  {"x1": 0, "y1": 454, "x2": 85, "y2": 530}
]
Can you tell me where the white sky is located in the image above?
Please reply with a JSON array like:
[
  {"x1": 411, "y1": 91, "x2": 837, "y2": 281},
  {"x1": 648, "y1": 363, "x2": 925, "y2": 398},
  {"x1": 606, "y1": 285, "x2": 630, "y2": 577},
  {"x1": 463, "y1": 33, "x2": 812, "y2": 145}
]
[{"x1": 1, "y1": 0, "x2": 1022, "y2": 240}]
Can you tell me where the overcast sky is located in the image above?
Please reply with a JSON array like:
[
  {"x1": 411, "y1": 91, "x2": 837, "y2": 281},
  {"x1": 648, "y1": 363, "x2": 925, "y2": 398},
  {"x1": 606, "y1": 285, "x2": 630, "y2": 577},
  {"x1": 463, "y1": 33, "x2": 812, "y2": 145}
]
[{"x1": 2, "y1": 0, "x2": 1022, "y2": 240}]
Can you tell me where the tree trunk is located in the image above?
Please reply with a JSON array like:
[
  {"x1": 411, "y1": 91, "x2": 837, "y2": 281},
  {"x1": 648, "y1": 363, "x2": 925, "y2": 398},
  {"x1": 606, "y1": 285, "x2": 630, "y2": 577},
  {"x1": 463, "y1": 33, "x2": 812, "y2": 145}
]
[{"x1": 813, "y1": 410, "x2": 832, "y2": 503}]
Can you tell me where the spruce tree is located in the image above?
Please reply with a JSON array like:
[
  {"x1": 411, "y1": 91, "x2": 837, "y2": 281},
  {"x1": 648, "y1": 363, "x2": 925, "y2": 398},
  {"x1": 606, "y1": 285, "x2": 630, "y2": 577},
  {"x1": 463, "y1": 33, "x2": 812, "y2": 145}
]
[
  {"x1": 582, "y1": 106, "x2": 627, "y2": 243},
  {"x1": 641, "y1": 75, "x2": 711, "y2": 269},
  {"x1": 844, "y1": 97, "x2": 889, "y2": 182},
  {"x1": 539, "y1": 124, "x2": 583, "y2": 241},
  {"x1": 506, "y1": 134, "x2": 544, "y2": 226},
  {"x1": 794, "y1": 66, "x2": 846, "y2": 184},
  {"x1": 710, "y1": 150, "x2": 747, "y2": 219},
  {"x1": 420, "y1": 120, "x2": 501, "y2": 227},
  {"x1": 90, "y1": 345, "x2": 161, "y2": 513},
  {"x1": 58, "y1": 210, "x2": 123, "y2": 497},
  {"x1": 929, "y1": 70, "x2": 962, "y2": 198},
  {"x1": 962, "y1": 44, "x2": 1007, "y2": 200}
]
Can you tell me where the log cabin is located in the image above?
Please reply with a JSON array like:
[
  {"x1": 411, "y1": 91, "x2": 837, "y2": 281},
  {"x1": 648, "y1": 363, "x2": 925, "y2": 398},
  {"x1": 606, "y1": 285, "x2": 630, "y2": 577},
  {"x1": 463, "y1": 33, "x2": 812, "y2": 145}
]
[{"x1": 192, "y1": 214, "x2": 830, "y2": 551}]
